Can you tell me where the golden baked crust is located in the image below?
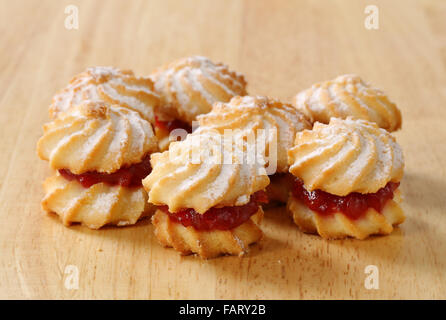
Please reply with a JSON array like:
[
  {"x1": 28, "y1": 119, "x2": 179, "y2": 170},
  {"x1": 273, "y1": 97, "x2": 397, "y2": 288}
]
[
  {"x1": 49, "y1": 66, "x2": 159, "y2": 122},
  {"x1": 151, "y1": 207, "x2": 263, "y2": 258},
  {"x1": 37, "y1": 101, "x2": 158, "y2": 174},
  {"x1": 288, "y1": 118, "x2": 404, "y2": 196},
  {"x1": 143, "y1": 130, "x2": 269, "y2": 213},
  {"x1": 151, "y1": 56, "x2": 247, "y2": 123},
  {"x1": 287, "y1": 189, "x2": 405, "y2": 239},
  {"x1": 42, "y1": 174, "x2": 154, "y2": 229},
  {"x1": 294, "y1": 74, "x2": 402, "y2": 131},
  {"x1": 198, "y1": 96, "x2": 311, "y2": 173}
]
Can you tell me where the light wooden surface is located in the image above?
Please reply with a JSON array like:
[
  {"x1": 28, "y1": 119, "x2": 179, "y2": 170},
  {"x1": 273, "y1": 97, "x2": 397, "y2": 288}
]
[{"x1": 0, "y1": 0, "x2": 445, "y2": 299}]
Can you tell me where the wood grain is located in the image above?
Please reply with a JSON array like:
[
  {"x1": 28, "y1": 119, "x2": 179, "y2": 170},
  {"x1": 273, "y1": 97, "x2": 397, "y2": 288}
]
[{"x1": 0, "y1": 0, "x2": 445, "y2": 299}]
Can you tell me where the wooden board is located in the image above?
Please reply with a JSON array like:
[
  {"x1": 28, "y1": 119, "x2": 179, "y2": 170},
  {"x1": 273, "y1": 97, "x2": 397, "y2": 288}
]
[{"x1": 1, "y1": 0, "x2": 445, "y2": 299}]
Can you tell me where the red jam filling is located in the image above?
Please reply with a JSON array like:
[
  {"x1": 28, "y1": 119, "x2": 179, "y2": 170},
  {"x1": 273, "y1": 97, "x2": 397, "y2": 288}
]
[
  {"x1": 292, "y1": 178, "x2": 399, "y2": 220},
  {"x1": 59, "y1": 156, "x2": 152, "y2": 188},
  {"x1": 154, "y1": 115, "x2": 191, "y2": 133},
  {"x1": 159, "y1": 191, "x2": 269, "y2": 231}
]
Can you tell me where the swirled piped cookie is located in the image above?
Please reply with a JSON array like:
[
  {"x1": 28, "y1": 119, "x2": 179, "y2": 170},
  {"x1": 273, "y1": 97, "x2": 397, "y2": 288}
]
[
  {"x1": 151, "y1": 56, "x2": 247, "y2": 123},
  {"x1": 37, "y1": 101, "x2": 158, "y2": 229},
  {"x1": 198, "y1": 96, "x2": 312, "y2": 173},
  {"x1": 287, "y1": 118, "x2": 405, "y2": 239},
  {"x1": 294, "y1": 74, "x2": 402, "y2": 132},
  {"x1": 142, "y1": 130, "x2": 269, "y2": 258},
  {"x1": 49, "y1": 66, "x2": 160, "y2": 123},
  {"x1": 198, "y1": 95, "x2": 312, "y2": 203},
  {"x1": 150, "y1": 56, "x2": 247, "y2": 150}
]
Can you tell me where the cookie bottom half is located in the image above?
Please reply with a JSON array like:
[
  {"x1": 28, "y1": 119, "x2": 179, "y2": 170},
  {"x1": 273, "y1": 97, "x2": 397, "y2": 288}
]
[
  {"x1": 42, "y1": 174, "x2": 154, "y2": 229},
  {"x1": 152, "y1": 207, "x2": 264, "y2": 259},
  {"x1": 287, "y1": 189, "x2": 405, "y2": 239}
]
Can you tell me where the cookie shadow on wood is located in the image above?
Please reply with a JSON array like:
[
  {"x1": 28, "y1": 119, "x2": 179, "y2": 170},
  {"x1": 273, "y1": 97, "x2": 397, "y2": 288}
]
[{"x1": 403, "y1": 171, "x2": 446, "y2": 210}]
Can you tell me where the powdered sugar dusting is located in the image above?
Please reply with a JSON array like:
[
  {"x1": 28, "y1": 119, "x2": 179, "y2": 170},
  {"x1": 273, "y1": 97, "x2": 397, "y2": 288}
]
[
  {"x1": 41, "y1": 102, "x2": 157, "y2": 174},
  {"x1": 197, "y1": 96, "x2": 311, "y2": 172},
  {"x1": 289, "y1": 117, "x2": 404, "y2": 195},
  {"x1": 144, "y1": 130, "x2": 269, "y2": 213},
  {"x1": 293, "y1": 74, "x2": 401, "y2": 132},
  {"x1": 151, "y1": 56, "x2": 247, "y2": 122},
  {"x1": 49, "y1": 66, "x2": 158, "y2": 121}
]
